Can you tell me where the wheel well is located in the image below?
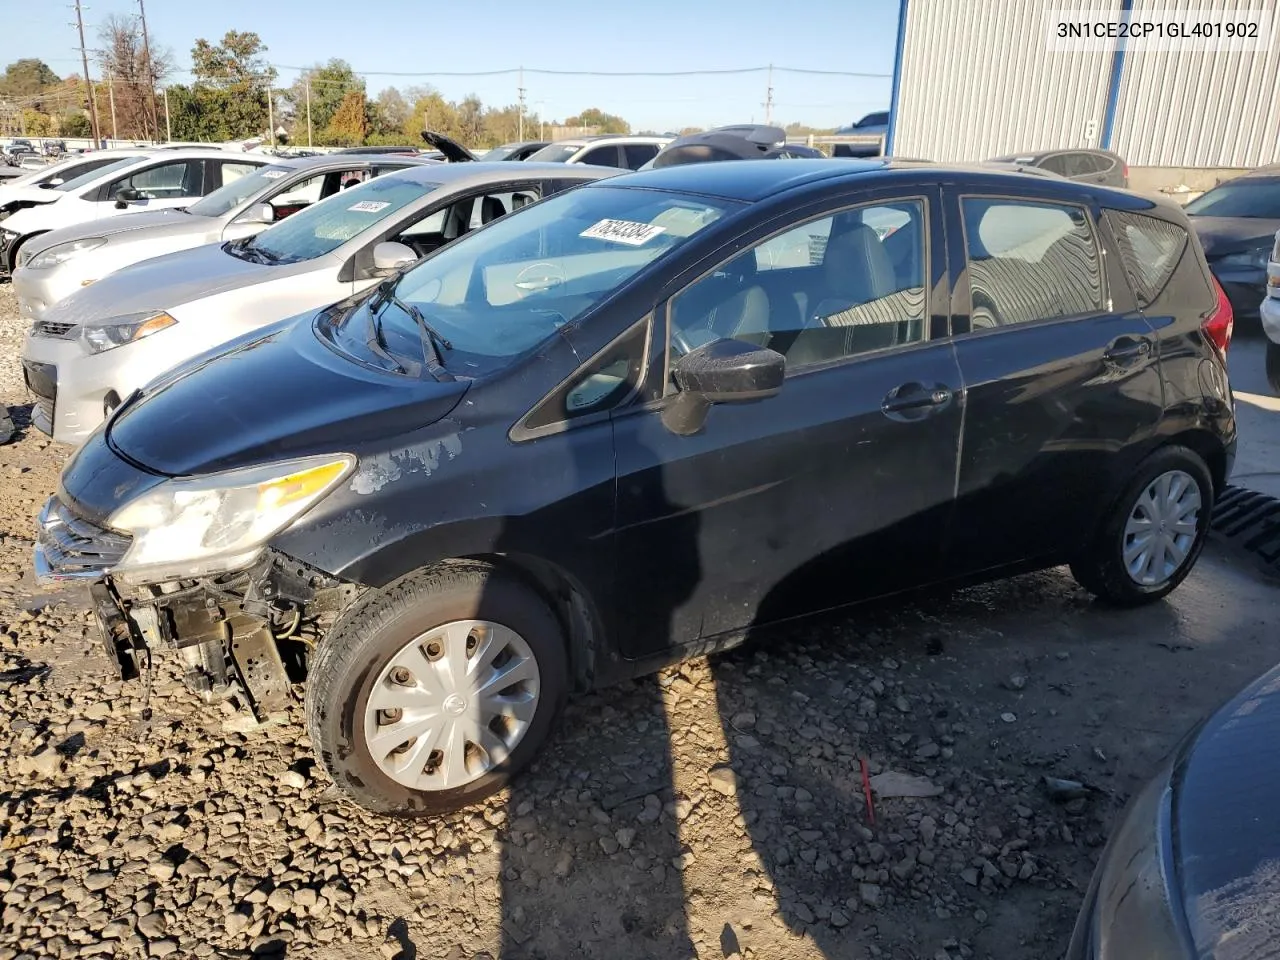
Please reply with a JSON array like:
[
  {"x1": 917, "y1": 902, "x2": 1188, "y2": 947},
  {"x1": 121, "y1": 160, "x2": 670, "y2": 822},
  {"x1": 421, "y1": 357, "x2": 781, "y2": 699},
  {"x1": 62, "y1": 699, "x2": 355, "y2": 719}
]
[
  {"x1": 8, "y1": 230, "x2": 47, "y2": 271},
  {"x1": 464, "y1": 552, "x2": 604, "y2": 691},
  {"x1": 1166, "y1": 429, "x2": 1228, "y2": 494}
]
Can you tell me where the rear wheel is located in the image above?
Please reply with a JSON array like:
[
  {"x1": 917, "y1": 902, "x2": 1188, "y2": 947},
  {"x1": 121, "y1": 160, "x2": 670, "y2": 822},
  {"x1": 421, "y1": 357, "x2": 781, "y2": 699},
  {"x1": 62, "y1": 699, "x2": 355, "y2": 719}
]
[
  {"x1": 1070, "y1": 445, "x2": 1213, "y2": 606},
  {"x1": 305, "y1": 562, "x2": 568, "y2": 816},
  {"x1": 1266, "y1": 341, "x2": 1280, "y2": 396}
]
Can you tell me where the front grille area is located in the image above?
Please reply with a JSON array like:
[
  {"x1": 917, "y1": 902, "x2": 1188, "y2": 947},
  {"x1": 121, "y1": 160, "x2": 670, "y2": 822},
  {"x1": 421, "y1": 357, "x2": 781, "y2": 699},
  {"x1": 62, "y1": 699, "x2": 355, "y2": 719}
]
[
  {"x1": 31, "y1": 320, "x2": 76, "y2": 339},
  {"x1": 37, "y1": 496, "x2": 132, "y2": 577}
]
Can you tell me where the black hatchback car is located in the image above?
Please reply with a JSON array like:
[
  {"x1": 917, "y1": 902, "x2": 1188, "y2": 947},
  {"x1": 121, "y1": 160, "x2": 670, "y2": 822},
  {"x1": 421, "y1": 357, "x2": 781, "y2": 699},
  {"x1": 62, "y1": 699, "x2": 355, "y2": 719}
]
[{"x1": 37, "y1": 160, "x2": 1236, "y2": 816}]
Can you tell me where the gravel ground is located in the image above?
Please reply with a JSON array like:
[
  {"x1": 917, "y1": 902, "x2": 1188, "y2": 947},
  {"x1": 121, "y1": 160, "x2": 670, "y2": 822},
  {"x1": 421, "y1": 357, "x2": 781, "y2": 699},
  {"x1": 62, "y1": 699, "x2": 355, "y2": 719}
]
[{"x1": 1, "y1": 282, "x2": 1279, "y2": 960}]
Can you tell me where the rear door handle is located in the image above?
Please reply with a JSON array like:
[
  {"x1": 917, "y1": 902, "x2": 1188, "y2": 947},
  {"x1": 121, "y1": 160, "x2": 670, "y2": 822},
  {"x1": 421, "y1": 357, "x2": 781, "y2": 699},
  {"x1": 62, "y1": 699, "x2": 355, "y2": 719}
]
[
  {"x1": 1103, "y1": 338, "x2": 1153, "y2": 363},
  {"x1": 882, "y1": 382, "x2": 954, "y2": 421}
]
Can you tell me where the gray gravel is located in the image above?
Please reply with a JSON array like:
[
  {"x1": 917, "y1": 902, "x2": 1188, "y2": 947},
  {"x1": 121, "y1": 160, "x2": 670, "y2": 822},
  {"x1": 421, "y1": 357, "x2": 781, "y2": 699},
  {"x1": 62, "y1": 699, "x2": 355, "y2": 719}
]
[
  {"x1": 0, "y1": 285, "x2": 27, "y2": 402},
  {"x1": 0, "y1": 281, "x2": 1278, "y2": 959}
]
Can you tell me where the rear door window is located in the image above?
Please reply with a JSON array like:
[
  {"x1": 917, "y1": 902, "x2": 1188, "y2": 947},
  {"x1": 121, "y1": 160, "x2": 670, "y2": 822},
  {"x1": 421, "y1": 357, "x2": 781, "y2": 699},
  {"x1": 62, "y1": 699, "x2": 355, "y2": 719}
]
[
  {"x1": 961, "y1": 198, "x2": 1104, "y2": 327},
  {"x1": 623, "y1": 144, "x2": 659, "y2": 169},
  {"x1": 578, "y1": 145, "x2": 624, "y2": 168},
  {"x1": 218, "y1": 161, "x2": 261, "y2": 187}
]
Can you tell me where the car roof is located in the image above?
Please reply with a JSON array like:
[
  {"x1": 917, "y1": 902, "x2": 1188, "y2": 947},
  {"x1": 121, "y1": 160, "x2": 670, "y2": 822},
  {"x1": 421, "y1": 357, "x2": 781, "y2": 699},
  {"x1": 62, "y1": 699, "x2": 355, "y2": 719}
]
[
  {"x1": 377, "y1": 160, "x2": 620, "y2": 189},
  {"x1": 264, "y1": 153, "x2": 438, "y2": 171},
  {"x1": 603, "y1": 158, "x2": 892, "y2": 200},
  {"x1": 993, "y1": 148, "x2": 1121, "y2": 162},
  {"x1": 601, "y1": 157, "x2": 1133, "y2": 203}
]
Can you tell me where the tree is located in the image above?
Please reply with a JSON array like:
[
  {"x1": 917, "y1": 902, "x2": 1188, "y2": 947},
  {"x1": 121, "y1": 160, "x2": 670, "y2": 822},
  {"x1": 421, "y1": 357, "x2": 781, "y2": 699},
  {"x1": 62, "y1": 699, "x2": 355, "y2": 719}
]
[
  {"x1": 173, "y1": 31, "x2": 275, "y2": 142},
  {"x1": 191, "y1": 31, "x2": 271, "y2": 87},
  {"x1": 286, "y1": 59, "x2": 363, "y2": 144},
  {"x1": 20, "y1": 109, "x2": 53, "y2": 136},
  {"x1": 60, "y1": 112, "x2": 91, "y2": 137},
  {"x1": 0, "y1": 59, "x2": 60, "y2": 99},
  {"x1": 322, "y1": 91, "x2": 367, "y2": 146},
  {"x1": 564, "y1": 107, "x2": 629, "y2": 134},
  {"x1": 96, "y1": 14, "x2": 172, "y2": 140},
  {"x1": 371, "y1": 87, "x2": 408, "y2": 136}
]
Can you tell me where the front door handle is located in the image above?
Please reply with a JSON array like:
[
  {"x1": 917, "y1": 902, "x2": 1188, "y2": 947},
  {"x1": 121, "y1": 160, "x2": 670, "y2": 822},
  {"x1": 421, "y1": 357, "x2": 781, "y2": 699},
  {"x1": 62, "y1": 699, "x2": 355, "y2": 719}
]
[{"x1": 882, "y1": 382, "x2": 954, "y2": 421}]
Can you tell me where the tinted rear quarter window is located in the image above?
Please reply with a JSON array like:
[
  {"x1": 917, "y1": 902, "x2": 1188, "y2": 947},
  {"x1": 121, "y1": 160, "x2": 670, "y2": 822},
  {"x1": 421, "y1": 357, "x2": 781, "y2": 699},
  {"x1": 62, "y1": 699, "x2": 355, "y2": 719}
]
[{"x1": 1103, "y1": 210, "x2": 1190, "y2": 307}]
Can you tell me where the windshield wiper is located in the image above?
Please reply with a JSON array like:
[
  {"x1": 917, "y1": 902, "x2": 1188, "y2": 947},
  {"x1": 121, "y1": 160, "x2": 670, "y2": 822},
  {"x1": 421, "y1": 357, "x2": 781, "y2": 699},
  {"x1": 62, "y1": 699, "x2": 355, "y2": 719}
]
[
  {"x1": 370, "y1": 277, "x2": 454, "y2": 379},
  {"x1": 365, "y1": 300, "x2": 410, "y2": 375}
]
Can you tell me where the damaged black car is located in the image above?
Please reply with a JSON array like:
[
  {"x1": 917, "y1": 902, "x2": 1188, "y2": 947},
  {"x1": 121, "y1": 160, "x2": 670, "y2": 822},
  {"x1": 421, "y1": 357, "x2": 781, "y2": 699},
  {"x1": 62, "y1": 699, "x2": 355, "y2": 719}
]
[{"x1": 37, "y1": 160, "x2": 1235, "y2": 816}]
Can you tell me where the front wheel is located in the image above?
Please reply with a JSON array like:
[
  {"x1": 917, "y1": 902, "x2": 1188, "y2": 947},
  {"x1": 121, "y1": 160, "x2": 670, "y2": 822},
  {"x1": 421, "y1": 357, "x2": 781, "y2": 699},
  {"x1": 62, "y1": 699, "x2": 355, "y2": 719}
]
[
  {"x1": 1070, "y1": 446, "x2": 1213, "y2": 606},
  {"x1": 1266, "y1": 340, "x2": 1280, "y2": 397},
  {"x1": 305, "y1": 562, "x2": 568, "y2": 816}
]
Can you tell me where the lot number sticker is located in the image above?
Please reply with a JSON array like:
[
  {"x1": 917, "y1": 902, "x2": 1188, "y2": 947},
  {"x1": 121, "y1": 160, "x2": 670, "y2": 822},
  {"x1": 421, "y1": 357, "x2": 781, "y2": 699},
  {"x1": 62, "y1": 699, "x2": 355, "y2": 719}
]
[
  {"x1": 260, "y1": 170, "x2": 288, "y2": 179},
  {"x1": 580, "y1": 219, "x2": 667, "y2": 246},
  {"x1": 349, "y1": 200, "x2": 390, "y2": 213}
]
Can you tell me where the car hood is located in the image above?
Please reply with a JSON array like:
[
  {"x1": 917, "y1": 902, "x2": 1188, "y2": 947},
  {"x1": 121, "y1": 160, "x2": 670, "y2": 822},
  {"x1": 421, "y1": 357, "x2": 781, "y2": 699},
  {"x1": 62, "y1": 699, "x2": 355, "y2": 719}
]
[
  {"x1": 1172, "y1": 661, "x2": 1280, "y2": 957},
  {"x1": 105, "y1": 311, "x2": 470, "y2": 477},
  {"x1": 0, "y1": 184, "x2": 61, "y2": 208},
  {"x1": 1189, "y1": 216, "x2": 1280, "y2": 257},
  {"x1": 43, "y1": 241, "x2": 311, "y2": 326},
  {"x1": 31, "y1": 207, "x2": 216, "y2": 252}
]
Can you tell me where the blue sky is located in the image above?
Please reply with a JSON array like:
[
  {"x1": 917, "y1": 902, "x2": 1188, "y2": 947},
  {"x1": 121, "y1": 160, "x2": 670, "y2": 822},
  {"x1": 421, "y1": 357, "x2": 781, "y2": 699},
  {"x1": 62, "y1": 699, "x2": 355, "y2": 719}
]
[{"x1": 2, "y1": 0, "x2": 900, "y2": 131}]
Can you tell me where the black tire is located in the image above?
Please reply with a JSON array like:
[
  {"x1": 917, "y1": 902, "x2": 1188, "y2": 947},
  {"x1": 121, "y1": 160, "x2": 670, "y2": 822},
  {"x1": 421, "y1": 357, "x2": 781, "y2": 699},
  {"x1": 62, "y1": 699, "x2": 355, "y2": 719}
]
[
  {"x1": 1070, "y1": 445, "x2": 1214, "y2": 606},
  {"x1": 305, "y1": 561, "x2": 568, "y2": 816},
  {"x1": 1267, "y1": 341, "x2": 1280, "y2": 397}
]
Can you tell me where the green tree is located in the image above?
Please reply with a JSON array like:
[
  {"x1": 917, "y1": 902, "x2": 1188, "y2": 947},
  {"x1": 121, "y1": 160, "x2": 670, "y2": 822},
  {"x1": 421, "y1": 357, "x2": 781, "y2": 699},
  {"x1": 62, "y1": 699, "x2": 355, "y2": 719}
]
[
  {"x1": 371, "y1": 87, "x2": 408, "y2": 136},
  {"x1": 322, "y1": 90, "x2": 367, "y2": 146},
  {"x1": 20, "y1": 109, "x2": 53, "y2": 136},
  {"x1": 176, "y1": 31, "x2": 274, "y2": 141},
  {"x1": 60, "y1": 112, "x2": 91, "y2": 137},
  {"x1": 564, "y1": 107, "x2": 629, "y2": 134},
  {"x1": 287, "y1": 59, "x2": 363, "y2": 144},
  {"x1": 0, "y1": 59, "x2": 60, "y2": 98}
]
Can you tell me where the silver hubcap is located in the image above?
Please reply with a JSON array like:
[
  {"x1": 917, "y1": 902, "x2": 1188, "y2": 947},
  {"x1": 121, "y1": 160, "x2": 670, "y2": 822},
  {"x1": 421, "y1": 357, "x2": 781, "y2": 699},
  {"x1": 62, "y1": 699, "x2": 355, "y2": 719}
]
[
  {"x1": 1123, "y1": 469, "x2": 1201, "y2": 586},
  {"x1": 363, "y1": 620, "x2": 540, "y2": 791}
]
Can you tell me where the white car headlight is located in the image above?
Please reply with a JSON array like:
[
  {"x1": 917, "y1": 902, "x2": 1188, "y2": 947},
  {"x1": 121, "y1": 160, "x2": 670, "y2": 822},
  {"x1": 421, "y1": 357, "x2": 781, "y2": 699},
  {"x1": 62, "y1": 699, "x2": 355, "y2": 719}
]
[
  {"x1": 24, "y1": 236, "x2": 105, "y2": 269},
  {"x1": 108, "y1": 455, "x2": 355, "y2": 584},
  {"x1": 80, "y1": 311, "x2": 177, "y2": 354}
]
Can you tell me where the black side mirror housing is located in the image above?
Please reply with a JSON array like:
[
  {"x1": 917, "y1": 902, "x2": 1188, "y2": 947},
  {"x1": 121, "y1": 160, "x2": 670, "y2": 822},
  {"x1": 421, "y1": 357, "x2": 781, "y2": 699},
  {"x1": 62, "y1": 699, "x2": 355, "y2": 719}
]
[
  {"x1": 662, "y1": 338, "x2": 784, "y2": 435},
  {"x1": 114, "y1": 186, "x2": 141, "y2": 209}
]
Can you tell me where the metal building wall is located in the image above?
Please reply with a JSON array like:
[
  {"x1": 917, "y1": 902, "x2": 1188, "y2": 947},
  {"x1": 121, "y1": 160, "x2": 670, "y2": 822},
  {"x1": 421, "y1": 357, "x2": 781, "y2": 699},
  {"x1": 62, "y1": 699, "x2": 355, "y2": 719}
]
[
  {"x1": 1109, "y1": 0, "x2": 1280, "y2": 167},
  {"x1": 893, "y1": 0, "x2": 1121, "y2": 162}
]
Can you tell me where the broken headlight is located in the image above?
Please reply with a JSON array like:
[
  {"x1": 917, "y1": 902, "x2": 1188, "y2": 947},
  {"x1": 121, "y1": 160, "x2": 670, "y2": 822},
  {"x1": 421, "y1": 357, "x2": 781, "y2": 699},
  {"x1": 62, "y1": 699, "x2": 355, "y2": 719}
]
[{"x1": 107, "y1": 455, "x2": 354, "y2": 584}]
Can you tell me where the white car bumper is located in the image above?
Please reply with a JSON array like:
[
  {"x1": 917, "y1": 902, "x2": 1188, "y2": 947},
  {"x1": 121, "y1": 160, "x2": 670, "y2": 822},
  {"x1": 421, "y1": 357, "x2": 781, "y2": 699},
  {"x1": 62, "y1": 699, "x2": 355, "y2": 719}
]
[{"x1": 21, "y1": 323, "x2": 186, "y2": 446}]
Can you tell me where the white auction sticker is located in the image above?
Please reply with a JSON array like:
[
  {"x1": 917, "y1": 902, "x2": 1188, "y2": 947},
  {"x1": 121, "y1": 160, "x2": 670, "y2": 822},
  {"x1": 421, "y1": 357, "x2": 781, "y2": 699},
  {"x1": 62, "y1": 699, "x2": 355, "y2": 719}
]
[
  {"x1": 260, "y1": 170, "x2": 287, "y2": 179},
  {"x1": 348, "y1": 200, "x2": 390, "y2": 213},
  {"x1": 580, "y1": 219, "x2": 666, "y2": 246}
]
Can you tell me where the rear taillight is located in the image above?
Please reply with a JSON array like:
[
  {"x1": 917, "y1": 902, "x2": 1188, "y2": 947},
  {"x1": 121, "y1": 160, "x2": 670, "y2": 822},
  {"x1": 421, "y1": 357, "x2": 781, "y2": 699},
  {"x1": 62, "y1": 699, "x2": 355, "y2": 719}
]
[
  {"x1": 1202, "y1": 277, "x2": 1234, "y2": 357},
  {"x1": 1122, "y1": 162, "x2": 1129, "y2": 180}
]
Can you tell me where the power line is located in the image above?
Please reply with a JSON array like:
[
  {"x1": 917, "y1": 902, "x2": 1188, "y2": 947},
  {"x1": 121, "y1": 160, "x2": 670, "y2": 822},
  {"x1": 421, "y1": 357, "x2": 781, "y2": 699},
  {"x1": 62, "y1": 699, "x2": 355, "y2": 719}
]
[{"x1": 265, "y1": 63, "x2": 890, "y2": 79}]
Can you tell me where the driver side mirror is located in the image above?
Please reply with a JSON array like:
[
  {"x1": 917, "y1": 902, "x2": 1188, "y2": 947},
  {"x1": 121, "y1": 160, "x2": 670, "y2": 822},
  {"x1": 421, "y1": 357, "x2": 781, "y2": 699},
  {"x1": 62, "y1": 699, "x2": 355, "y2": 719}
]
[
  {"x1": 39, "y1": 179, "x2": 62, "y2": 189},
  {"x1": 242, "y1": 202, "x2": 275, "y2": 225},
  {"x1": 372, "y1": 240, "x2": 417, "y2": 276},
  {"x1": 662, "y1": 337, "x2": 784, "y2": 435},
  {"x1": 113, "y1": 185, "x2": 141, "y2": 209}
]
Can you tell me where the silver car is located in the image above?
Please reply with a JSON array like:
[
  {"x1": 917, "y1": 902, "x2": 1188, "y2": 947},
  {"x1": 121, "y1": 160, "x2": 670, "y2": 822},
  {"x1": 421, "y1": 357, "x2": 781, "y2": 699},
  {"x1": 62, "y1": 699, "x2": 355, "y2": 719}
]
[
  {"x1": 21, "y1": 163, "x2": 618, "y2": 445},
  {"x1": 12, "y1": 153, "x2": 436, "y2": 321}
]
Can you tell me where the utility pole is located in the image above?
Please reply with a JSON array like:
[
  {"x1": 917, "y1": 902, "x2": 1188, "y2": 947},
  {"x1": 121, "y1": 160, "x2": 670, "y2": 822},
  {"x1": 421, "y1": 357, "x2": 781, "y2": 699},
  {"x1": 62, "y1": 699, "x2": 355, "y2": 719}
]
[
  {"x1": 305, "y1": 75, "x2": 313, "y2": 147},
  {"x1": 162, "y1": 85, "x2": 170, "y2": 142},
  {"x1": 266, "y1": 78, "x2": 274, "y2": 147},
  {"x1": 763, "y1": 63, "x2": 774, "y2": 126},
  {"x1": 107, "y1": 70, "x2": 117, "y2": 140},
  {"x1": 72, "y1": 0, "x2": 101, "y2": 145},
  {"x1": 136, "y1": 0, "x2": 159, "y2": 140},
  {"x1": 517, "y1": 67, "x2": 525, "y2": 141}
]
